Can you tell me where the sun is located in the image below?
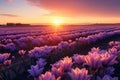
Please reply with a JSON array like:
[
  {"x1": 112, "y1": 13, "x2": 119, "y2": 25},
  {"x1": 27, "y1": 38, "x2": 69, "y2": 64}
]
[{"x1": 53, "y1": 19, "x2": 61, "y2": 25}]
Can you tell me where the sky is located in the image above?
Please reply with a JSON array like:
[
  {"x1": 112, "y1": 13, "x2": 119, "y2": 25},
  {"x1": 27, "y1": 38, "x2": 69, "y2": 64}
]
[{"x1": 0, "y1": 0, "x2": 120, "y2": 25}]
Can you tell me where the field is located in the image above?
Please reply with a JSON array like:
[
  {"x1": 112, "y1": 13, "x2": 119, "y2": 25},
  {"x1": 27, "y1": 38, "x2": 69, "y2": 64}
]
[{"x1": 0, "y1": 25, "x2": 120, "y2": 80}]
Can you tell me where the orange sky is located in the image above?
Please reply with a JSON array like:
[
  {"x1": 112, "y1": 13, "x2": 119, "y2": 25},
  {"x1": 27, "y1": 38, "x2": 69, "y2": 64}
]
[{"x1": 0, "y1": 0, "x2": 120, "y2": 25}]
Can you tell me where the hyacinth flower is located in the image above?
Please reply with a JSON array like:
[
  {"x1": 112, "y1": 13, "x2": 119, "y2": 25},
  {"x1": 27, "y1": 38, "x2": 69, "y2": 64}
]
[
  {"x1": 12, "y1": 56, "x2": 15, "y2": 59},
  {"x1": 72, "y1": 54, "x2": 85, "y2": 65},
  {"x1": 51, "y1": 62, "x2": 63, "y2": 77},
  {"x1": 39, "y1": 72, "x2": 58, "y2": 80},
  {"x1": 0, "y1": 53, "x2": 10, "y2": 63},
  {"x1": 28, "y1": 47, "x2": 46, "y2": 58},
  {"x1": 90, "y1": 47, "x2": 107, "y2": 54},
  {"x1": 108, "y1": 47, "x2": 118, "y2": 55},
  {"x1": 109, "y1": 41, "x2": 120, "y2": 47},
  {"x1": 28, "y1": 65, "x2": 43, "y2": 78},
  {"x1": 28, "y1": 46, "x2": 54, "y2": 59},
  {"x1": 51, "y1": 67, "x2": 62, "y2": 78},
  {"x1": 28, "y1": 47, "x2": 43, "y2": 58},
  {"x1": 109, "y1": 41, "x2": 115, "y2": 47},
  {"x1": 3, "y1": 60, "x2": 11, "y2": 66},
  {"x1": 51, "y1": 57, "x2": 72, "y2": 77},
  {"x1": 101, "y1": 52, "x2": 118, "y2": 66},
  {"x1": 57, "y1": 41, "x2": 69, "y2": 50},
  {"x1": 69, "y1": 41, "x2": 76, "y2": 49},
  {"x1": 91, "y1": 47, "x2": 100, "y2": 53},
  {"x1": 36, "y1": 58, "x2": 47, "y2": 68},
  {"x1": 59, "y1": 56, "x2": 73, "y2": 72},
  {"x1": 18, "y1": 50, "x2": 26, "y2": 56},
  {"x1": 2, "y1": 53, "x2": 10, "y2": 59},
  {"x1": 109, "y1": 41, "x2": 120, "y2": 50},
  {"x1": 84, "y1": 53, "x2": 102, "y2": 70},
  {"x1": 68, "y1": 67, "x2": 91, "y2": 80},
  {"x1": 5, "y1": 43, "x2": 16, "y2": 52},
  {"x1": 19, "y1": 50, "x2": 27, "y2": 70},
  {"x1": 42, "y1": 45, "x2": 55, "y2": 56},
  {"x1": 97, "y1": 75, "x2": 118, "y2": 80}
]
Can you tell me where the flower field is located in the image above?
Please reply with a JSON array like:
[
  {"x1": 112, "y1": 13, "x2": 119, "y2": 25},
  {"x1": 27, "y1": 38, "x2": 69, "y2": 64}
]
[{"x1": 0, "y1": 25, "x2": 120, "y2": 80}]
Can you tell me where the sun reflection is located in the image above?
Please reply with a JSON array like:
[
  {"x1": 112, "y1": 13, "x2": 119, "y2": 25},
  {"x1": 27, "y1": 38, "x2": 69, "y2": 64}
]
[{"x1": 51, "y1": 18, "x2": 64, "y2": 34}]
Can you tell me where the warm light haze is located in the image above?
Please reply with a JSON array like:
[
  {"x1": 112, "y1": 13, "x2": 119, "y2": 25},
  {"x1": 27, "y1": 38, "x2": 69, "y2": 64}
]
[
  {"x1": 1, "y1": 0, "x2": 120, "y2": 80},
  {"x1": 53, "y1": 19, "x2": 61, "y2": 25},
  {"x1": 0, "y1": 0, "x2": 120, "y2": 25}
]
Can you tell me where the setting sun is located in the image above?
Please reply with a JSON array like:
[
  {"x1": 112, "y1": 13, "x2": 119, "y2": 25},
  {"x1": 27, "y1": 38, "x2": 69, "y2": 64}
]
[{"x1": 53, "y1": 19, "x2": 61, "y2": 25}]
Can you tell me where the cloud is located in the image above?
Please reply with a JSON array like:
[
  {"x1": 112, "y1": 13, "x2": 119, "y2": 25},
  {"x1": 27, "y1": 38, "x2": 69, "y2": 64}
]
[
  {"x1": 0, "y1": 8, "x2": 2, "y2": 12},
  {"x1": 5, "y1": 0, "x2": 13, "y2": 2},
  {"x1": 6, "y1": 0, "x2": 13, "y2": 2},
  {"x1": 0, "y1": 14, "x2": 19, "y2": 17},
  {"x1": 26, "y1": 0, "x2": 120, "y2": 17}
]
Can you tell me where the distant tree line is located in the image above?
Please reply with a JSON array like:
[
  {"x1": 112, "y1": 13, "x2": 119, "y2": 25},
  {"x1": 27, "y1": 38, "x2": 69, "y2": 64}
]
[{"x1": 0, "y1": 23, "x2": 31, "y2": 27}]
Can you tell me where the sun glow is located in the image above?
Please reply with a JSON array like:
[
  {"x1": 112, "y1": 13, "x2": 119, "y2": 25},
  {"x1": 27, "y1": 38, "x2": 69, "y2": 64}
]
[
  {"x1": 52, "y1": 19, "x2": 63, "y2": 33},
  {"x1": 53, "y1": 19, "x2": 61, "y2": 25}
]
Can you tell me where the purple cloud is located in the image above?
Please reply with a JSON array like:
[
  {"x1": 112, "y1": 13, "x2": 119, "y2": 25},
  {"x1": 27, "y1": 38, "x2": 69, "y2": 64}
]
[
  {"x1": 0, "y1": 14, "x2": 19, "y2": 17},
  {"x1": 5, "y1": 0, "x2": 13, "y2": 2},
  {"x1": 26, "y1": 0, "x2": 120, "y2": 17}
]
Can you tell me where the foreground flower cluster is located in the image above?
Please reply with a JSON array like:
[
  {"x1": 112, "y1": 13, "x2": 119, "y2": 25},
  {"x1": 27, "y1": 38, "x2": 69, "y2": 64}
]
[
  {"x1": 0, "y1": 53, "x2": 11, "y2": 66},
  {"x1": 27, "y1": 41, "x2": 120, "y2": 80}
]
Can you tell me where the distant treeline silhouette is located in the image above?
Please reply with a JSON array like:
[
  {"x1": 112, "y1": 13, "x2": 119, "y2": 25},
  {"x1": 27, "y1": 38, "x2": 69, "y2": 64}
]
[{"x1": 0, "y1": 23, "x2": 30, "y2": 27}]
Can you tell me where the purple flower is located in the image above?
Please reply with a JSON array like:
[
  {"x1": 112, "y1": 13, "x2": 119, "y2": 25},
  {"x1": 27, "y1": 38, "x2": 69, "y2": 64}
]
[
  {"x1": 28, "y1": 46, "x2": 54, "y2": 59},
  {"x1": 101, "y1": 53, "x2": 118, "y2": 66},
  {"x1": 18, "y1": 50, "x2": 26, "y2": 56},
  {"x1": 57, "y1": 41, "x2": 69, "y2": 50},
  {"x1": 2, "y1": 53, "x2": 10, "y2": 59},
  {"x1": 51, "y1": 57, "x2": 72, "y2": 77},
  {"x1": 109, "y1": 41, "x2": 120, "y2": 50},
  {"x1": 91, "y1": 47, "x2": 100, "y2": 53},
  {"x1": 84, "y1": 53, "x2": 102, "y2": 69},
  {"x1": 59, "y1": 56, "x2": 73, "y2": 72},
  {"x1": 68, "y1": 67, "x2": 91, "y2": 80},
  {"x1": 42, "y1": 46, "x2": 55, "y2": 55},
  {"x1": 39, "y1": 72, "x2": 56, "y2": 80},
  {"x1": 0, "y1": 53, "x2": 10, "y2": 63},
  {"x1": 0, "y1": 44, "x2": 6, "y2": 49},
  {"x1": 51, "y1": 67, "x2": 62, "y2": 78},
  {"x1": 36, "y1": 58, "x2": 47, "y2": 68},
  {"x1": 72, "y1": 54, "x2": 85, "y2": 64},
  {"x1": 69, "y1": 41, "x2": 76, "y2": 49},
  {"x1": 12, "y1": 56, "x2": 15, "y2": 59},
  {"x1": 51, "y1": 62, "x2": 63, "y2": 77},
  {"x1": 97, "y1": 75, "x2": 118, "y2": 80},
  {"x1": 3, "y1": 60, "x2": 11, "y2": 66},
  {"x1": 5, "y1": 43, "x2": 16, "y2": 51},
  {"x1": 90, "y1": 47, "x2": 107, "y2": 54},
  {"x1": 109, "y1": 41, "x2": 115, "y2": 47},
  {"x1": 28, "y1": 65, "x2": 43, "y2": 77},
  {"x1": 109, "y1": 41, "x2": 120, "y2": 47},
  {"x1": 108, "y1": 48, "x2": 118, "y2": 55}
]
